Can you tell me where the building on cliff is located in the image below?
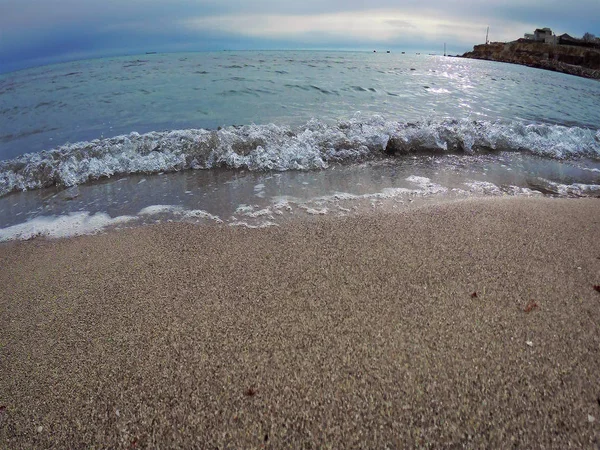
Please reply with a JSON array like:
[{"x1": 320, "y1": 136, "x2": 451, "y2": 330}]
[
  {"x1": 523, "y1": 28, "x2": 557, "y2": 45},
  {"x1": 558, "y1": 33, "x2": 600, "y2": 49},
  {"x1": 462, "y1": 34, "x2": 600, "y2": 80}
]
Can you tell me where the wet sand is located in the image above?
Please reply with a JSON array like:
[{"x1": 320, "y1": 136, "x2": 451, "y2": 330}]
[{"x1": 1, "y1": 197, "x2": 599, "y2": 448}]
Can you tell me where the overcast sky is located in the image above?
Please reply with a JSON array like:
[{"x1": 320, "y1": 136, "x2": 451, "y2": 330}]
[{"x1": 1, "y1": 0, "x2": 598, "y2": 73}]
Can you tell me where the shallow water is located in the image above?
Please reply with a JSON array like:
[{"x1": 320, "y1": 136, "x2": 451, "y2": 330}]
[
  {"x1": 1, "y1": 151, "x2": 598, "y2": 241},
  {"x1": 0, "y1": 51, "x2": 599, "y2": 240}
]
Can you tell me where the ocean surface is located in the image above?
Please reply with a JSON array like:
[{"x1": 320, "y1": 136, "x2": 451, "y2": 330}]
[{"x1": 1, "y1": 50, "x2": 599, "y2": 240}]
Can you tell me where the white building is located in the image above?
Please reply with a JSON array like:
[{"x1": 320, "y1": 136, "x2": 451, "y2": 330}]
[{"x1": 534, "y1": 28, "x2": 557, "y2": 44}]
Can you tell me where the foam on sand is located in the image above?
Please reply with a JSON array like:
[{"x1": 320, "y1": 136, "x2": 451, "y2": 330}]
[
  {"x1": 0, "y1": 212, "x2": 136, "y2": 242},
  {"x1": 0, "y1": 205, "x2": 223, "y2": 242},
  {"x1": 138, "y1": 205, "x2": 223, "y2": 222}
]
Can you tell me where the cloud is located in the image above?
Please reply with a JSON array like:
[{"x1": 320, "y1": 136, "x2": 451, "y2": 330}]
[
  {"x1": 0, "y1": 0, "x2": 598, "y2": 72},
  {"x1": 182, "y1": 9, "x2": 539, "y2": 46},
  {"x1": 386, "y1": 20, "x2": 416, "y2": 30}
]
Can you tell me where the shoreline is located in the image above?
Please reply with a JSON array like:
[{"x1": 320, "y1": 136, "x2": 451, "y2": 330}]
[
  {"x1": 460, "y1": 41, "x2": 600, "y2": 81},
  {"x1": 1, "y1": 196, "x2": 599, "y2": 447},
  {"x1": 459, "y1": 54, "x2": 600, "y2": 81}
]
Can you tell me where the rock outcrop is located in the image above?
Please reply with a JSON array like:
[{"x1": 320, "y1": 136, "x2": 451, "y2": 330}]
[{"x1": 461, "y1": 41, "x2": 600, "y2": 80}]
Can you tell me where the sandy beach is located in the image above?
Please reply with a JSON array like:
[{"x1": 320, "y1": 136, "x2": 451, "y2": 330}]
[{"x1": 1, "y1": 196, "x2": 599, "y2": 448}]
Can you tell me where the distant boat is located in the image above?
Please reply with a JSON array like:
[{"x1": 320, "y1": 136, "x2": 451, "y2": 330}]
[
  {"x1": 401, "y1": 52, "x2": 405, "y2": 54},
  {"x1": 387, "y1": 50, "x2": 391, "y2": 53},
  {"x1": 146, "y1": 52, "x2": 157, "y2": 55}
]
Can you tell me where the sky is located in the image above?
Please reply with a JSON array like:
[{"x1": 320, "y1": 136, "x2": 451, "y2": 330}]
[{"x1": 1, "y1": 0, "x2": 599, "y2": 73}]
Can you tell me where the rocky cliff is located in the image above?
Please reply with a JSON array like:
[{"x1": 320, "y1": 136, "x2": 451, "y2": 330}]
[{"x1": 461, "y1": 41, "x2": 600, "y2": 80}]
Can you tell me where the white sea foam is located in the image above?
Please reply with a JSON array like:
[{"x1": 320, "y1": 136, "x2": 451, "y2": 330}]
[
  {"x1": 538, "y1": 179, "x2": 600, "y2": 197},
  {"x1": 405, "y1": 176, "x2": 448, "y2": 193},
  {"x1": 1, "y1": 117, "x2": 598, "y2": 197},
  {"x1": 0, "y1": 212, "x2": 135, "y2": 242},
  {"x1": 464, "y1": 181, "x2": 504, "y2": 195},
  {"x1": 244, "y1": 208, "x2": 275, "y2": 219},
  {"x1": 272, "y1": 197, "x2": 295, "y2": 211},
  {"x1": 138, "y1": 204, "x2": 222, "y2": 222},
  {"x1": 228, "y1": 220, "x2": 278, "y2": 229},
  {"x1": 370, "y1": 188, "x2": 414, "y2": 199},
  {"x1": 304, "y1": 207, "x2": 329, "y2": 215},
  {"x1": 464, "y1": 181, "x2": 556, "y2": 197},
  {"x1": 313, "y1": 192, "x2": 360, "y2": 202},
  {"x1": 308, "y1": 177, "x2": 446, "y2": 206},
  {"x1": 406, "y1": 175, "x2": 431, "y2": 185},
  {"x1": 0, "y1": 204, "x2": 225, "y2": 242},
  {"x1": 182, "y1": 209, "x2": 224, "y2": 222},
  {"x1": 235, "y1": 204, "x2": 255, "y2": 214},
  {"x1": 138, "y1": 205, "x2": 179, "y2": 215}
]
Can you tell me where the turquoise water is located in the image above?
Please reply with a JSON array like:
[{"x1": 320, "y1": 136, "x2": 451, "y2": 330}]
[
  {"x1": 0, "y1": 51, "x2": 599, "y2": 239},
  {"x1": 2, "y1": 51, "x2": 599, "y2": 159}
]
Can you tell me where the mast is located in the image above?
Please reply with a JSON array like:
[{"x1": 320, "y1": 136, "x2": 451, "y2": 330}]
[
  {"x1": 486, "y1": 26, "x2": 489, "y2": 45},
  {"x1": 444, "y1": 42, "x2": 446, "y2": 56}
]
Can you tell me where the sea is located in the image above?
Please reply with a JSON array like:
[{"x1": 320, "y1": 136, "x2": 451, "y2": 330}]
[{"x1": 1, "y1": 50, "x2": 599, "y2": 240}]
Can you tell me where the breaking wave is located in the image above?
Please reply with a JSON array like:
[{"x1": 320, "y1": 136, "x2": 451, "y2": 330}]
[{"x1": 1, "y1": 116, "x2": 599, "y2": 197}]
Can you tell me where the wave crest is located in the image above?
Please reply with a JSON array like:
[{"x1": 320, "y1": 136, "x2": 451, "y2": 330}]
[{"x1": 1, "y1": 116, "x2": 599, "y2": 196}]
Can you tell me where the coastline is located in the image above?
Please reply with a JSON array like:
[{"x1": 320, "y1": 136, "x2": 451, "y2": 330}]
[
  {"x1": 460, "y1": 41, "x2": 600, "y2": 81},
  {"x1": 1, "y1": 196, "x2": 599, "y2": 447},
  {"x1": 460, "y1": 55, "x2": 600, "y2": 81}
]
